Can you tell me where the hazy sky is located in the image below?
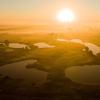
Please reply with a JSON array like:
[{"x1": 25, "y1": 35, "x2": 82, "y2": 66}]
[{"x1": 0, "y1": 0, "x2": 100, "y2": 26}]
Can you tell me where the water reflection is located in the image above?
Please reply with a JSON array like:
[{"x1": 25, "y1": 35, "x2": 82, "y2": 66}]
[
  {"x1": 9, "y1": 43, "x2": 31, "y2": 49},
  {"x1": 34, "y1": 42, "x2": 55, "y2": 48},
  {"x1": 65, "y1": 65, "x2": 100, "y2": 85},
  {"x1": 57, "y1": 38, "x2": 100, "y2": 55},
  {"x1": 0, "y1": 60, "x2": 48, "y2": 85}
]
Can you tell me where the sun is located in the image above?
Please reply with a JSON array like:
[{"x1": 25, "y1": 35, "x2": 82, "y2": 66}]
[{"x1": 56, "y1": 9, "x2": 75, "y2": 23}]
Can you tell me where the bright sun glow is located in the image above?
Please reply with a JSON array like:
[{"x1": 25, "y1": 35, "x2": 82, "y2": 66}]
[{"x1": 57, "y1": 9, "x2": 75, "y2": 23}]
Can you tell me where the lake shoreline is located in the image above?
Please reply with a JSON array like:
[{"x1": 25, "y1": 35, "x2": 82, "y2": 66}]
[{"x1": 0, "y1": 57, "x2": 36, "y2": 67}]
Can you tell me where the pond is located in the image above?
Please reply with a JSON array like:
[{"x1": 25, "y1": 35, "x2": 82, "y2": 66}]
[
  {"x1": 57, "y1": 38, "x2": 100, "y2": 55},
  {"x1": 34, "y1": 42, "x2": 55, "y2": 48},
  {"x1": 9, "y1": 43, "x2": 31, "y2": 49},
  {"x1": 0, "y1": 60, "x2": 48, "y2": 85},
  {"x1": 65, "y1": 65, "x2": 100, "y2": 85}
]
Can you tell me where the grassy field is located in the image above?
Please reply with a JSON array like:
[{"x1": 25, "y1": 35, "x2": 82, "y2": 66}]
[{"x1": 0, "y1": 33, "x2": 100, "y2": 100}]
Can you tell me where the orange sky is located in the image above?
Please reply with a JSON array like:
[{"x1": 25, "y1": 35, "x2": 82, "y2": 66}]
[{"x1": 0, "y1": 0, "x2": 100, "y2": 33}]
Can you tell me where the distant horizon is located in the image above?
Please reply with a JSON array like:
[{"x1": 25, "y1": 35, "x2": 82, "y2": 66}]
[{"x1": 0, "y1": 24, "x2": 100, "y2": 34}]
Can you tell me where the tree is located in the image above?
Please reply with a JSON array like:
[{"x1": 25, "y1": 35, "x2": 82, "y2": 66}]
[{"x1": 4, "y1": 40, "x2": 9, "y2": 47}]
